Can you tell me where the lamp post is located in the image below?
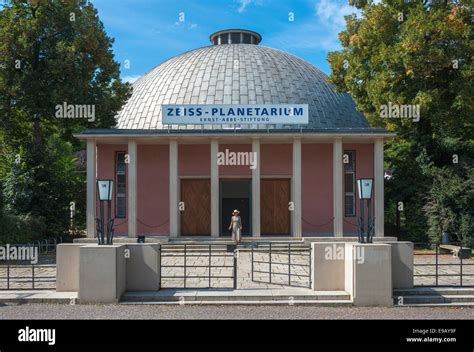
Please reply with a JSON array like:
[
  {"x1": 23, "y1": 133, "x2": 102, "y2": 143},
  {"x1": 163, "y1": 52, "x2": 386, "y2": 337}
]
[
  {"x1": 357, "y1": 178, "x2": 374, "y2": 243},
  {"x1": 97, "y1": 179, "x2": 114, "y2": 245}
]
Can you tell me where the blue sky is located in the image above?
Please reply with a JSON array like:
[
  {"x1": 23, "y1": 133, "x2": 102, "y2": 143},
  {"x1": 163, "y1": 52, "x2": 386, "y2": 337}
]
[{"x1": 93, "y1": 0, "x2": 359, "y2": 83}]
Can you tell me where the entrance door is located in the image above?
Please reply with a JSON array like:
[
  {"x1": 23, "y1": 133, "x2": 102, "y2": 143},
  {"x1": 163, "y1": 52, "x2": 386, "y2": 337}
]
[
  {"x1": 220, "y1": 180, "x2": 251, "y2": 236},
  {"x1": 180, "y1": 179, "x2": 211, "y2": 236},
  {"x1": 261, "y1": 179, "x2": 291, "y2": 236}
]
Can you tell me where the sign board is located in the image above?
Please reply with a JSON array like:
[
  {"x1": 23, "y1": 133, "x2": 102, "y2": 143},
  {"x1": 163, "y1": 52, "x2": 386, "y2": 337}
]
[
  {"x1": 357, "y1": 179, "x2": 373, "y2": 200},
  {"x1": 97, "y1": 180, "x2": 113, "y2": 201},
  {"x1": 162, "y1": 104, "x2": 308, "y2": 125}
]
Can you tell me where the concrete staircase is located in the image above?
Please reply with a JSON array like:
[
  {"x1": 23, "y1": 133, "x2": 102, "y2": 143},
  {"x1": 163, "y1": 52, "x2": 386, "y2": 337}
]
[
  {"x1": 393, "y1": 287, "x2": 474, "y2": 306},
  {"x1": 168, "y1": 237, "x2": 306, "y2": 245},
  {"x1": 121, "y1": 289, "x2": 352, "y2": 305},
  {"x1": 163, "y1": 240, "x2": 311, "y2": 252}
]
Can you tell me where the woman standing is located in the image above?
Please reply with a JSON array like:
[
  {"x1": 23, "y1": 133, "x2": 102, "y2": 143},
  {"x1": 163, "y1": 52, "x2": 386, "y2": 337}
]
[{"x1": 228, "y1": 209, "x2": 242, "y2": 244}]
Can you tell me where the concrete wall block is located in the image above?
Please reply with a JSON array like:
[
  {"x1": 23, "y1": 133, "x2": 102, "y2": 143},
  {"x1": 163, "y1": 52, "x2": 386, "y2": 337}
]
[
  {"x1": 344, "y1": 243, "x2": 354, "y2": 298},
  {"x1": 347, "y1": 243, "x2": 393, "y2": 306},
  {"x1": 388, "y1": 241, "x2": 414, "y2": 289},
  {"x1": 56, "y1": 244, "x2": 85, "y2": 292},
  {"x1": 311, "y1": 242, "x2": 346, "y2": 291},
  {"x1": 78, "y1": 245, "x2": 127, "y2": 303},
  {"x1": 125, "y1": 244, "x2": 161, "y2": 291}
]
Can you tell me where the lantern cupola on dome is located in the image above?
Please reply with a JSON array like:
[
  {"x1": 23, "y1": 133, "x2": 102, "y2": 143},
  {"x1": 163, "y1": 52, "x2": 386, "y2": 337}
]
[{"x1": 209, "y1": 29, "x2": 262, "y2": 45}]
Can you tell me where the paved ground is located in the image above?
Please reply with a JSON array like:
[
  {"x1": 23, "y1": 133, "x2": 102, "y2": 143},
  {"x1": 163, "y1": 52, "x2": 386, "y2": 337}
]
[{"x1": 0, "y1": 303, "x2": 473, "y2": 319}]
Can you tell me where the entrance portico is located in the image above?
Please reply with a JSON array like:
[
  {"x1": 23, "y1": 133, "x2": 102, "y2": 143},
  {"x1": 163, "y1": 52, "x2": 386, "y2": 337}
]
[{"x1": 80, "y1": 132, "x2": 392, "y2": 240}]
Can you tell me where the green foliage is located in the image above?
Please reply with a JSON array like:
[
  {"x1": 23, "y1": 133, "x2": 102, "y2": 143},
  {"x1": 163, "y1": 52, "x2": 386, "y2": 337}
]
[
  {"x1": 328, "y1": 0, "x2": 473, "y2": 243},
  {"x1": 0, "y1": 0, "x2": 132, "y2": 145},
  {"x1": 0, "y1": 0, "x2": 131, "y2": 241},
  {"x1": 328, "y1": 1, "x2": 473, "y2": 145},
  {"x1": 0, "y1": 212, "x2": 46, "y2": 244},
  {"x1": 384, "y1": 138, "x2": 431, "y2": 241},
  {"x1": 423, "y1": 162, "x2": 474, "y2": 246},
  {"x1": 1, "y1": 134, "x2": 82, "y2": 236}
]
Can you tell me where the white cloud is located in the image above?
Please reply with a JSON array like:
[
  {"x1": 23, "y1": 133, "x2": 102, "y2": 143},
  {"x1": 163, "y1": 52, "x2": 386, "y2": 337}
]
[
  {"x1": 122, "y1": 75, "x2": 141, "y2": 84},
  {"x1": 316, "y1": 0, "x2": 358, "y2": 31},
  {"x1": 266, "y1": 22, "x2": 342, "y2": 52},
  {"x1": 266, "y1": 0, "x2": 359, "y2": 52},
  {"x1": 237, "y1": 0, "x2": 252, "y2": 13},
  {"x1": 174, "y1": 21, "x2": 198, "y2": 30}
]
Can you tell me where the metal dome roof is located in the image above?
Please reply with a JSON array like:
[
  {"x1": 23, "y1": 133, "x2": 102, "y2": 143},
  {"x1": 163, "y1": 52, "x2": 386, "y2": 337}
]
[{"x1": 116, "y1": 43, "x2": 369, "y2": 130}]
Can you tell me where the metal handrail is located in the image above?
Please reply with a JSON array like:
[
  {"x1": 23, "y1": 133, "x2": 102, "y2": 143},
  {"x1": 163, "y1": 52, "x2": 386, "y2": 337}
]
[
  {"x1": 413, "y1": 242, "x2": 474, "y2": 287},
  {"x1": 0, "y1": 263, "x2": 56, "y2": 291}
]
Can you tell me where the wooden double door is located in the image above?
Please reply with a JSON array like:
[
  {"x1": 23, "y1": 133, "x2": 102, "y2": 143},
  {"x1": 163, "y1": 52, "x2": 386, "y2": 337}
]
[
  {"x1": 260, "y1": 179, "x2": 291, "y2": 236},
  {"x1": 180, "y1": 178, "x2": 291, "y2": 236},
  {"x1": 180, "y1": 179, "x2": 211, "y2": 236}
]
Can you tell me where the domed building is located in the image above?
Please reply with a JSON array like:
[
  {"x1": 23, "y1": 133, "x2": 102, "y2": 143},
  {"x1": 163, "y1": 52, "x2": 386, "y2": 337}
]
[{"x1": 78, "y1": 29, "x2": 393, "y2": 240}]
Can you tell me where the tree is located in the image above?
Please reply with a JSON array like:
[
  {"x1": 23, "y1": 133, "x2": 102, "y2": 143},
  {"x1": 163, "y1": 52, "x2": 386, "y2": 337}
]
[
  {"x1": 423, "y1": 161, "x2": 474, "y2": 246},
  {"x1": 0, "y1": 0, "x2": 131, "y2": 237},
  {"x1": 327, "y1": 0, "x2": 473, "y2": 242}
]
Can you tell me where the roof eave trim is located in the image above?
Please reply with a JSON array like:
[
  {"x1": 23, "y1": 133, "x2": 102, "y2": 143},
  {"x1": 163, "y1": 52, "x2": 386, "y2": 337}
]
[{"x1": 74, "y1": 131, "x2": 396, "y2": 140}]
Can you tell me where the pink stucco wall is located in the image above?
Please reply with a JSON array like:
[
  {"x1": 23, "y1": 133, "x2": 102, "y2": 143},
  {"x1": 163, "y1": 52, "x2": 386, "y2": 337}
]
[
  {"x1": 218, "y1": 144, "x2": 252, "y2": 176},
  {"x1": 179, "y1": 144, "x2": 210, "y2": 176},
  {"x1": 178, "y1": 143, "x2": 292, "y2": 176},
  {"x1": 137, "y1": 145, "x2": 169, "y2": 235},
  {"x1": 95, "y1": 141, "x2": 376, "y2": 237},
  {"x1": 301, "y1": 143, "x2": 375, "y2": 236},
  {"x1": 302, "y1": 144, "x2": 333, "y2": 235},
  {"x1": 342, "y1": 143, "x2": 374, "y2": 235},
  {"x1": 96, "y1": 144, "x2": 128, "y2": 236},
  {"x1": 96, "y1": 144, "x2": 170, "y2": 236},
  {"x1": 260, "y1": 144, "x2": 292, "y2": 175}
]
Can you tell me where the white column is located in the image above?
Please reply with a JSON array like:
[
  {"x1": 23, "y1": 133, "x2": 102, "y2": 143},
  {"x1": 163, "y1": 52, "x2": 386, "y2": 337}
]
[
  {"x1": 374, "y1": 138, "x2": 385, "y2": 237},
  {"x1": 292, "y1": 139, "x2": 302, "y2": 238},
  {"x1": 251, "y1": 139, "x2": 260, "y2": 237},
  {"x1": 169, "y1": 140, "x2": 179, "y2": 238},
  {"x1": 86, "y1": 139, "x2": 96, "y2": 238},
  {"x1": 210, "y1": 140, "x2": 219, "y2": 238},
  {"x1": 127, "y1": 140, "x2": 137, "y2": 238},
  {"x1": 333, "y1": 138, "x2": 343, "y2": 237}
]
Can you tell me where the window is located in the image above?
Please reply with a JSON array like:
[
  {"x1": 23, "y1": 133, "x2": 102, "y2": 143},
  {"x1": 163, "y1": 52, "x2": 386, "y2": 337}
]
[
  {"x1": 220, "y1": 33, "x2": 229, "y2": 44},
  {"x1": 115, "y1": 152, "x2": 126, "y2": 218},
  {"x1": 231, "y1": 32, "x2": 240, "y2": 44},
  {"x1": 344, "y1": 151, "x2": 356, "y2": 217}
]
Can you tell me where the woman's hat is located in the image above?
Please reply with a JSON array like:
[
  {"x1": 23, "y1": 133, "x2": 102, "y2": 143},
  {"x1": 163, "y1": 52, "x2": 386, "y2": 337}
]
[{"x1": 232, "y1": 209, "x2": 240, "y2": 214}]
